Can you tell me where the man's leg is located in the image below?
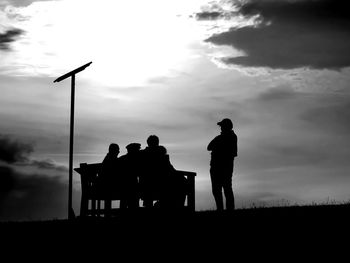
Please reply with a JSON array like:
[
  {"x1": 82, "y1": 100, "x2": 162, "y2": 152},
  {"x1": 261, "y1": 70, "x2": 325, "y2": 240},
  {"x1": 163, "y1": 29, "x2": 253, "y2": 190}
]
[
  {"x1": 222, "y1": 162, "x2": 235, "y2": 211},
  {"x1": 223, "y1": 174, "x2": 235, "y2": 210},
  {"x1": 210, "y1": 168, "x2": 224, "y2": 211}
]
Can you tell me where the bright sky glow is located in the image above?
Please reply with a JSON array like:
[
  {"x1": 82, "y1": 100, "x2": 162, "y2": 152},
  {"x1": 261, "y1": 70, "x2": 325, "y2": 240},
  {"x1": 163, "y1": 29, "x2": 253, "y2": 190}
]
[{"x1": 1, "y1": 0, "x2": 212, "y2": 86}]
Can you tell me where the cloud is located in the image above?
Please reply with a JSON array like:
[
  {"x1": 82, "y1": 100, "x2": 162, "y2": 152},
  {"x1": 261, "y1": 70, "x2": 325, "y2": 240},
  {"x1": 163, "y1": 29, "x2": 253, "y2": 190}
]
[
  {"x1": 253, "y1": 85, "x2": 350, "y2": 135},
  {"x1": 194, "y1": 0, "x2": 239, "y2": 20},
  {"x1": 237, "y1": 0, "x2": 350, "y2": 23},
  {"x1": 196, "y1": 11, "x2": 224, "y2": 20},
  {"x1": 0, "y1": 166, "x2": 15, "y2": 197},
  {"x1": 0, "y1": 28, "x2": 24, "y2": 50},
  {"x1": 257, "y1": 86, "x2": 299, "y2": 101},
  {"x1": 0, "y1": 133, "x2": 68, "y2": 170},
  {"x1": 15, "y1": 158, "x2": 69, "y2": 173},
  {"x1": 0, "y1": 134, "x2": 71, "y2": 220},
  {"x1": 0, "y1": 164, "x2": 70, "y2": 221},
  {"x1": 200, "y1": 0, "x2": 350, "y2": 70},
  {"x1": 300, "y1": 99, "x2": 350, "y2": 134},
  {"x1": 28, "y1": 159, "x2": 68, "y2": 172},
  {"x1": 0, "y1": 134, "x2": 33, "y2": 163},
  {"x1": 237, "y1": 86, "x2": 350, "y2": 172}
]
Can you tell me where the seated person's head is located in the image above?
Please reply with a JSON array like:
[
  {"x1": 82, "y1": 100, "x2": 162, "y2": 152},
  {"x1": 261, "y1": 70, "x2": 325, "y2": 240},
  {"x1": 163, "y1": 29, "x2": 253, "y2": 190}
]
[
  {"x1": 147, "y1": 135, "x2": 159, "y2": 147},
  {"x1": 126, "y1": 143, "x2": 141, "y2": 154},
  {"x1": 109, "y1": 143, "x2": 120, "y2": 155}
]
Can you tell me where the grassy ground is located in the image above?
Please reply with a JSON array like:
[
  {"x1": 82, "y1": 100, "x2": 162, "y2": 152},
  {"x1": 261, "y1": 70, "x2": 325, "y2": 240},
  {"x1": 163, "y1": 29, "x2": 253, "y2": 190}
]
[
  {"x1": 1, "y1": 204, "x2": 349, "y2": 233},
  {"x1": 1, "y1": 203, "x2": 350, "y2": 258}
]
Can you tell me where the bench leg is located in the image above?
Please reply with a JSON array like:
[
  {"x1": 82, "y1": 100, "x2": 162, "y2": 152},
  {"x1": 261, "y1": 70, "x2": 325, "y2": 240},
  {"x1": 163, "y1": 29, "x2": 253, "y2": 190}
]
[
  {"x1": 187, "y1": 176, "x2": 195, "y2": 211},
  {"x1": 80, "y1": 194, "x2": 88, "y2": 217},
  {"x1": 91, "y1": 198, "x2": 96, "y2": 217},
  {"x1": 104, "y1": 199, "x2": 112, "y2": 217}
]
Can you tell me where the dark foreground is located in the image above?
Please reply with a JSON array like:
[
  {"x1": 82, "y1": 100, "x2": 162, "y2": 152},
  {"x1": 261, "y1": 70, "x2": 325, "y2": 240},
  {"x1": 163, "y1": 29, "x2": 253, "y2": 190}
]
[{"x1": 2, "y1": 204, "x2": 350, "y2": 259}]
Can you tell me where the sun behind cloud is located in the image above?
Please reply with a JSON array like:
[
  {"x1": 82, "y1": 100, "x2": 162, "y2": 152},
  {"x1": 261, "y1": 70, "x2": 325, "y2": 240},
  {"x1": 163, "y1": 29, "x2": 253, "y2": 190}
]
[{"x1": 0, "y1": 0, "x2": 210, "y2": 86}]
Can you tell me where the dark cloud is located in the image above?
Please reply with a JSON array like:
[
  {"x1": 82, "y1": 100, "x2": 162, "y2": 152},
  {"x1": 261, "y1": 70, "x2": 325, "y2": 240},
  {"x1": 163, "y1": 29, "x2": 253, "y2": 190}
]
[
  {"x1": 201, "y1": 0, "x2": 350, "y2": 70},
  {"x1": 194, "y1": 1, "x2": 237, "y2": 20},
  {"x1": 0, "y1": 134, "x2": 72, "y2": 221},
  {"x1": 0, "y1": 164, "x2": 70, "y2": 221},
  {"x1": 0, "y1": 28, "x2": 24, "y2": 51},
  {"x1": 0, "y1": 134, "x2": 67, "y2": 171},
  {"x1": 0, "y1": 134, "x2": 33, "y2": 163},
  {"x1": 29, "y1": 159, "x2": 68, "y2": 172},
  {"x1": 196, "y1": 11, "x2": 225, "y2": 20},
  {"x1": 238, "y1": 0, "x2": 350, "y2": 23},
  {"x1": 0, "y1": 166, "x2": 16, "y2": 197}
]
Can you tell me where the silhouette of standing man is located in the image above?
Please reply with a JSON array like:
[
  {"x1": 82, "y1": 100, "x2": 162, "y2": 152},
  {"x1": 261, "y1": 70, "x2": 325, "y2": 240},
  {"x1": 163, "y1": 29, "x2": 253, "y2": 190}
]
[{"x1": 207, "y1": 118, "x2": 237, "y2": 211}]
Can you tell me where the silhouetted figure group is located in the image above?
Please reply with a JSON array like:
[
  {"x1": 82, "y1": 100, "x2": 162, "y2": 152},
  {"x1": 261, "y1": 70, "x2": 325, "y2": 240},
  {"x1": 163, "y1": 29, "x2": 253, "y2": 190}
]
[
  {"x1": 98, "y1": 135, "x2": 187, "y2": 214},
  {"x1": 98, "y1": 117, "x2": 237, "y2": 214}
]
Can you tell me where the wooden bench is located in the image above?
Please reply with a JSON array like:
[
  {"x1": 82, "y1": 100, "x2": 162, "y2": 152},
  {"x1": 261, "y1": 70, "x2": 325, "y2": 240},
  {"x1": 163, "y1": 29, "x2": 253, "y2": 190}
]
[{"x1": 74, "y1": 162, "x2": 196, "y2": 217}]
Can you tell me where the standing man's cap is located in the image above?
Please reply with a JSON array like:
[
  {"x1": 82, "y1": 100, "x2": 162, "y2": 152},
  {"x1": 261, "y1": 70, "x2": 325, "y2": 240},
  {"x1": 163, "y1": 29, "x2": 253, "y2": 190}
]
[{"x1": 217, "y1": 118, "x2": 233, "y2": 129}]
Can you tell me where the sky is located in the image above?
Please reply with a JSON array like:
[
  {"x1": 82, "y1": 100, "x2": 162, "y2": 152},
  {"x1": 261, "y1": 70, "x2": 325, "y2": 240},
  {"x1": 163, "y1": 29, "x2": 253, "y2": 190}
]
[{"x1": 1, "y1": 0, "x2": 350, "y2": 221}]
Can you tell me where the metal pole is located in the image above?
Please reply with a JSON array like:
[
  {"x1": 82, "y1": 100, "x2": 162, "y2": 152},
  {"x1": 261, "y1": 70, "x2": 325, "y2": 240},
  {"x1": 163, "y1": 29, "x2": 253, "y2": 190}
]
[
  {"x1": 53, "y1": 62, "x2": 92, "y2": 220},
  {"x1": 68, "y1": 74, "x2": 75, "y2": 220}
]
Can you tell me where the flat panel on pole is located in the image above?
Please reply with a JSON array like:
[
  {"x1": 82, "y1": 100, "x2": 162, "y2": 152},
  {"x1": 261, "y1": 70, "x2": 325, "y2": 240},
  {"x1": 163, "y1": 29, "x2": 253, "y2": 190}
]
[{"x1": 53, "y1": 61, "x2": 92, "y2": 83}]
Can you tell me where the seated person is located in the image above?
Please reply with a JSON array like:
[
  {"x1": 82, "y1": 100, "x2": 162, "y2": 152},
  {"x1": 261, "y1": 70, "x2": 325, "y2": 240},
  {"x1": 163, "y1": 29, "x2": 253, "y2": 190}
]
[
  {"x1": 140, "y1": 135, "x2": 187, "y2": 209},
  {"x1": 98, "y1": 143, "x2": 120, "y2": 216},
  {"x1": 118, "y1": 143, "x2": 142, "y2": 209}
]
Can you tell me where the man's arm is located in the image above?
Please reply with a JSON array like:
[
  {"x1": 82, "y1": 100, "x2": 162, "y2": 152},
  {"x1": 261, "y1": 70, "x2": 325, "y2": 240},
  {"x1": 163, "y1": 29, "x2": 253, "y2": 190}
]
[{"x1": 207, "y1": 136, "x2": 218, "y2": 151}]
